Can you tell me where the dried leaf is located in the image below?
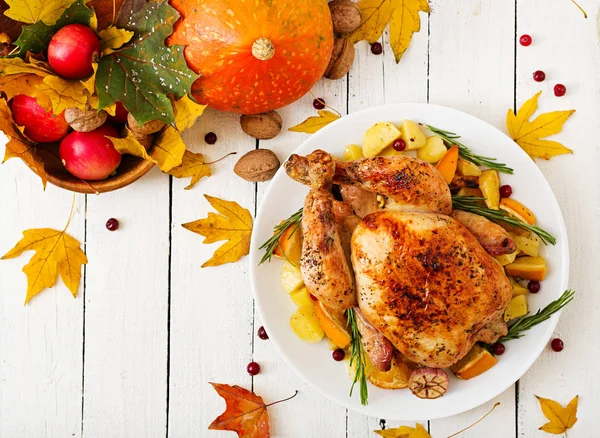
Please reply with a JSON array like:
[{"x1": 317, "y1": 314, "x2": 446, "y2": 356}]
[
  {"x1": 96, "y1": 0, "x2": 197, "y2": 126},
  {"x1": 1, "y1": 207, "x2": 87, "y2": 304},
  {"x1": 347, "y1": 0, "x2": 429, "y2": 63},
  {"x1": 536, "y1": 395, "x2": 578, "y2": 435},
  {"x1": 88, "y1": 0, "x2": 126, "y2": 30},
  {"x1": 98, "y1": 26, "x2": 134, "y2": 55},
  {"x1": 208, "y1": 383, "x2": 270, "y2": 438},
  {"x1": 4, "y1": 0, "x2": 75, "y2": 25},
  {"x1": 375, "y1": 424, "x2": 431, "y2": 438},
  {"x1": 0, "y1": 73, "x2": 49, "y2": 105},
  {"x1": 172, "y1": 95, "x2": 206, "y2": 131},
  {"x1": 507, "y1": 91, "x2": 575, "y2": 160},
  {"x1": 0, "y1": 99, "x2": 48, "y2": 187},
  {"x1": 11, "y1": 0, "x2": 94, "y2": 56},
  {"x1": 151, "y1": 127, "x2": 186, "y2": 172},
  {"x1": 0, "y1": 32, "x2": 10, "y2": 44},
  {"x1": 107, "y1": 129, "x2": 157, "y2": 163},
  {"x1": 36, "y1": 74, "x2": 92, "y2": 113},
  {"x1": 182, "y1": 195, "x2": 253, "y2": 267},
  {"x1": 0, "y1": 56, "x2": 52, "y2": 76},
  {"x1": 288, "y1": 110, "x2": 341, "y2": 134},
  {"x1": 168, "y1": 151, "x2": 211, "y2": 190}
]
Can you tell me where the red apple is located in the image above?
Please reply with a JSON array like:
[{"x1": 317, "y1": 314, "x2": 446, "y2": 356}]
[
  {"x1": 11, "y1": 94, "x2": 69, "y2": 143},
  {"x1": 59, "y1": 124, "x2": 122, "y2": 180},
  {"x1": 47, "y1": 24, "x2": 100, "y2": 79},
  {"x1": 108, "y1": 101, "x2": 129, "y2": 124}
]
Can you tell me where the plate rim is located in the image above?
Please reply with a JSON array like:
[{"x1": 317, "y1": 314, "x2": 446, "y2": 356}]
[{"x1": 249, "y1": 102, "x2": 569, "y2": 421}]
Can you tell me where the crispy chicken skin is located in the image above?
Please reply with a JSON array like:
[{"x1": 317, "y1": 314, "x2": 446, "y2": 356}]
[
  {"x1": 352, "y1": 211, "x2": 512, "y2": 368},
  {"x1": 335, "y1": 156, "x2": 452, "y2": 215},
  {"x1": 452, "y1": 210, "x2": 517, "y2": 256}
]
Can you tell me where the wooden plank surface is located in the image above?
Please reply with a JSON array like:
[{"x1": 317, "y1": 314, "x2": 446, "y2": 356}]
[{"x1": 1, "y1": 0, "x2": 598, "y2": 436}]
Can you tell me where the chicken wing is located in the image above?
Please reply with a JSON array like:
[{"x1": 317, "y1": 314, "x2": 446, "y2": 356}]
[{"x1": 452, "y1": 210, "x2": 517, "y2": 256}]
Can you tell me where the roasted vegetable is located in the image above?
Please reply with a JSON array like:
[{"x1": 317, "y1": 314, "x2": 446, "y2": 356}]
[
  {"x1": 505, "y1": 256, "x2": 547, "y2": 281},
  {"x1": 504, "y1": 295, "x2": 529, "y2": 322},
  {"x1": 400, "y1": 120, "x2": 426, "y2": 150},
  {"x1": 362, "y1": 122, "x2": 402, "y2": 157},
  {"x1": 450, "y1": 344, "x2": 497, "y2": 380},
  {"x1": 290, "y1": 305, "x2": 325, "y2": 343},
  {"x1": 479, "y1": 170, "x2": 500, "y2": 209},
  {"x1": 436, "y1": 145, "x2": 459, "y2": 184},
  {"x1": 417, "y1": 136, "x2": 447, "y2": 163}
]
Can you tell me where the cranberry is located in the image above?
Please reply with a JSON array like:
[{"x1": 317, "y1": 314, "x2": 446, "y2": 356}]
[
  {"x1": 105, "y1": 218, "x2": 119, "y2": 231},
  {"x1": 204, "y1": 132, "x2": 217, "y2": 144},
  {"x1": 370, "y1": 42, "x2": 383, "y2": 55},
  {"x1": 310, "y1": 294, "x2": 318, "y2": 301},
  {"x1": 527, "y1": 280, "x2": 541, "y2": 293},
  {"x1": 492, "y1": 343, "x2": 505, "y2": 355},
  {"x1": 332, "y1": 349, "x2": 345, "y2": 361},
  {"x1": 554, "y1": 84, "x2": 566, "y2": 97},
  {"x1": 533, "y1": 70, "x2": 546, "y2": 82},
  {"x1": 247, "y1": 361, "x2": 260, "y2": 376},
  {"x1": 551, "y1": 338, "x2": 564, "y2": 352},
  {"x1": 499, "y1": 185, "x2": 513, "y2": 198},
  {"x1": 313, "y1": 98, "x2": 326, "y2": 110},
  {"x1": 257, "y1": 326, "x2": 269, "y2": 340},
  {"x1": 392, "y1": 138, "x2": 406, "y2": 152},
  {"x1": 519, "y1": 34, "x2": 532, "y2": 46},
  {"x1": 47, "y1": 24, "x2": 100, "y2": 79}
]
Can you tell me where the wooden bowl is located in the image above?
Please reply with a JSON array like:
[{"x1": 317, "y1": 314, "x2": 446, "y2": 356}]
[{"x1": 35, "y1": 142, "x2": 155, "y2": 194}]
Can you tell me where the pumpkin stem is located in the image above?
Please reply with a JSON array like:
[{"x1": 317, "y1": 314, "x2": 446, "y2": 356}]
[{"x1": 252, "y1": 37, "x2": 275, "y2": 61}]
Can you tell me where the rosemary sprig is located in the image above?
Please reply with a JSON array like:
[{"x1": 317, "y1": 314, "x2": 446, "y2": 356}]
[
  {"x1": 258, "y1": 208, "x2": 303, "y2": 265},
  {"x1": 346, "y1": 308, "x2": 368, "y2": 405},
  {"x1": 452, "y1": 196, "x2": 556, "y2": 245},
  {"x1": 499, "y1": 290, "x2": 575, "y2": 342},
  {"x1": 426, "y1": 124, "x2": 514, "y2": 174}
]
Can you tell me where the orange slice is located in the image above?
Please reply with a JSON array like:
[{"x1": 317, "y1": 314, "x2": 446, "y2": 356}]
[
  {"x1": 500, "y1": 198, "x2": 536, "y2": 225},
  {"x1": 505, "y1": 256, "x2": 547, "y2": 281},
  {"x1": 450, "y1": 344, "x2": 498, "y2": 380},
  {"x1": 435, "y1": 145, "x2": 459, "y2": 184},
  {"x1": 368, "y1": 353, "x2": 413, "y2": 389},
  {"x1": 273, "y1": 222, "x2": 303, "y2": 265},
  {"x1": 314, "y1": 301, "x2": 351, "y2": 349}
]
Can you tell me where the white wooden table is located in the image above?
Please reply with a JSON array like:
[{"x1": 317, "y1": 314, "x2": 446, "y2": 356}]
[{"x1": 1, "y1": 1, "x2": 599, "y2": 436}]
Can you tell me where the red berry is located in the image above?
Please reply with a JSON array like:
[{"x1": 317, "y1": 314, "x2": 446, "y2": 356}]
[
  {"x1": 11, "y1": 94, "x2": 69, "y2": 143},
  {"x1": 108, "y1": 101, "x2": 129, "y2": 124},
  {"x1": 313, "y1": 98, "x2": 326, "y2": 110},
  {"x1": 492, "y1": 343, "x2": 505, "y2": 355},
  {"x1": 59, "y1": 124, "x2": 122, "y2": 180},
  {"x1": 105, "y1": 218, "x2": 119, "y2": 231},
  {"x1": 392, "y1": 138, "x2": 406, "y2": 152},
  {"x1": 204, "y1": 132, "x2": 217, "y2": 144},
  {"x1": 519, "y1": 34, "x2": 532, "y2": 46},
  {"x1": 310, "y1": 294, "x2": 318, "y2": 301},
  {"x1": 47, "y1": 24, "x2": 100, "y2": 79},
  {"x1": 554, "y1": 84, "x2": 566, "y2": 97},
  {"x1": 527, "y1": 280, "x2": 541, "y2": 293},
  {"x1": 247, "y1": 361, "x2": 260, "y2": 375},
  {"x1": 551, "y1": 338, "x2": 564, "y2": 352},
  {"x1": 499, "y1": 185, "x2": 513, "y2": 198},
  {"x1": 533, "y1": 70, "x2": 546, "y2": 82},
  {"x1": 370, "y1": 42, "x2": 383, "y2": 55},
  {"x1": 257, "y1": 326, "x2": 269, "y2": 340},
  {"x1": 332, "y1": 349, "x2": 345, "y2": 361}
]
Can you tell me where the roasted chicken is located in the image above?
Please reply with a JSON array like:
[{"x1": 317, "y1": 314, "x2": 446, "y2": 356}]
[{"x1": 285, "y1": 150, "x2": 513, "y2": 369}]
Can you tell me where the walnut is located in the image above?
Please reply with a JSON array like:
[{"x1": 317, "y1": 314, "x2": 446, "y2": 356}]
[
  {"x1": 64, "y1": 107, "x2": 108, "y2": 132},
  {"x1": 127, "y1": 113, "x2": 166, "y2": 135},
  {"x1": 329, "y1": 0, "x2": 362, "y2": 34},
  {"x1": 234, "y1": 149, "x2": 280, "y2": 182},
  {"x1": 240, "y1": 111, "x2": 282, "y2": 140},
  {"x1": 324, "y1": 38, "x2": 355, "y2": 80}
]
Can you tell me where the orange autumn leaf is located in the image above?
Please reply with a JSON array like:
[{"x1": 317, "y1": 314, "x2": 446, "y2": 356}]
[
  {"x1": 536, "y1": 395, "x2": 578, "y2": 435},
  {"x1": 209, "y1": 383, "x2": 270, "y2": 438},
  {"x1": 506, "y1": 91, "x2": 575, "y2": 160}
]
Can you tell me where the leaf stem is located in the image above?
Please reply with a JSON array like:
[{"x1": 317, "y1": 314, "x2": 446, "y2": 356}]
[
  {"x1": 570, "y1": 0, "x2": 587, "y2": 18},
  {"x1": 63, "y1": 194, "x2": 77, "y2": 232},
  {"x1": 447, "y1": 402, "x2": 501, "y2": 437},
  {"x1": 205, "y1": 152, "x2": 237, "y2": 165},
  {"x1": 265, "y1": 390, "x2": 299, "y2": 408},
  {"x1": 309, "y1": 89, "x2": 342, "y2": 117}
]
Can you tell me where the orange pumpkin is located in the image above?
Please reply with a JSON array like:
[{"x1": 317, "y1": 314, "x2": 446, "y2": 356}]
[{"x1": 168, "y1": 0, "x2": 334, "y2": 114}]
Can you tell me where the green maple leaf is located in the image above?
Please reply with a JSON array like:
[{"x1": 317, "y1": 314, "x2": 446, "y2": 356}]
[
  {"x1": 95, "y1": 0, "x2": 197, "y2": 126},
  {"x1": 11, "y1": 0, "x2": 94, "y2": 57}
]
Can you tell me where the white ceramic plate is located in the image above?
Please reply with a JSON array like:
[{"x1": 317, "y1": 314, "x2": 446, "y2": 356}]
[{"x1": 249, "y1": 103, "x2": 569, "y2": 421}]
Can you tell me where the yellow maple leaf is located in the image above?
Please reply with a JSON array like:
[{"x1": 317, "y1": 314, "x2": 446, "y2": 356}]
[
  {"x1": 288, "y1": 110, "x2": 341, "y2": 134},
  {"x1": 507, "y1": 91, "x2": 575, "y2": 160},
  {"x1": 182, "y1": 195, "x2": 253, "y2": 267},
  {"x1": 108, "y1": 129, "x2": 157, "y2": 163},
  {"x1": 1, "y1": 205, "x2": 87, "y2": 304},
  {"x1": 4, "y1": 0, "x2": 75, "y2": 25},
  {"x1": 375, "y1": 423, "x2": 430, "y2": 438},
  {"x1": 0, "y1": 99, "x2": 48, "y2": 187},
  {"x1": 536, "y1": 395, "x2": 578, "y2": 435},
  {"x1": 151, "y1": 127, "x2": 186, "y2": 172},
  {"x1": 0, "y1": 73, "x2": 51, "y2": 108},
  {"x1": 168, "y1": 150, "x2": 211, "y2": 190},
  {"x1": 347, "y1": 0, "x2": 429, "y2": 63},
  {"x1": 171, "y1": 95, "x2": 207, "y2": 131},
  {"x1": 0, "y1": 57, "x2": 52, "y2": 76},
  {"x1": 36, "y1": 74, "x2": 92, "y2": 114},
  {"x1": 98, "y1": 26, "x2": 134, "y2": 55}
]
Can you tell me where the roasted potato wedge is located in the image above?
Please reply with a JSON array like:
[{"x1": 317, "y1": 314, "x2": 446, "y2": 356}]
[
  {"x1": 290, "y1": 305, "x2": 324, "y2": 343},
  {"x1": 362, "y1": 122, "x2": 402, "y2": 157},
  {"x1": 400, "y1": 120, "x2": 426, "y2": 150},
  {"x1": 457, "y1": 158, "x2": 482, "y2": 176},
  {"x1": 504, "y1": 295, "x2": 528, "y2": 322},
  {"x1": 343, "y1": 144, "x2": 364, "y2": 161},
  {"x1": 479, "y1": 170, "x2": 500, "y2": 209},
  {"x1": 417, "y1": 136, "x2": 447, "y2": 163}
]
